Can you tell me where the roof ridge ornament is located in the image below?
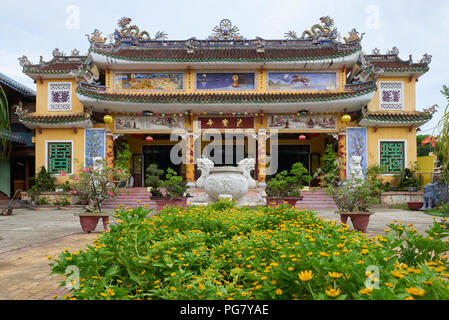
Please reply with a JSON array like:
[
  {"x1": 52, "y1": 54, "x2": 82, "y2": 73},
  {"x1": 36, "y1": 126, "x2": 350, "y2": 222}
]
[
  {"x1": 420, "y1": 53, "x2": 432, "y2": 65},
  {"x1": 18, "y1": 55, "x2": 31, "y2": 67},
  {"x1": 284, "y1": 16, "x2": 338, "y2": 43},
  {"x1": 386, "y1": 46, "x2": 399, "y2": 55},
  {"x1": 209, "y1": 19, "x2": 243, "y2": 40},
  {"x1": 113, "y1": 17, "x2": 167, "y2": 43},
  {"x1": 423, "y1": 104, "x2": 438, "y2": 114}
]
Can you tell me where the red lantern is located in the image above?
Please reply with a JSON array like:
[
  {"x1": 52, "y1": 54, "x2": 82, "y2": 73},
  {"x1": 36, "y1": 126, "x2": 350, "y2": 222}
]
[
  {"x1": 146, "y1": 136, "x2": 154, "y2": 144},
  {"x1": 299, "y1": 135, "x2": 307, "y2": 141}
]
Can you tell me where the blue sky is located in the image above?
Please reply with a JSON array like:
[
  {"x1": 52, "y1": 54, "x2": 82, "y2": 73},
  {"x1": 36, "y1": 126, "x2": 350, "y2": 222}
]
[{"x1": 1, "y1": 0, "x2": 447, "y2": 133}]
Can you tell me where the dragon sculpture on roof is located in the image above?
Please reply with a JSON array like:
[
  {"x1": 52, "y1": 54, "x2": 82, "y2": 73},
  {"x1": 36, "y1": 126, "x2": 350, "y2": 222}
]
[
  {"x1": 284, "y1": 16, "x2": 338, "y2": 41},
  {"x1": 113, "y1": 17, "x2": 167, "y2": 42}
]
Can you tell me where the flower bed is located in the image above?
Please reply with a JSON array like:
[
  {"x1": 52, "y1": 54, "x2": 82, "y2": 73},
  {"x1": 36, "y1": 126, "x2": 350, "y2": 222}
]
[{"x1": 50, "y1": 204, "x2": 449, "y2": 300}]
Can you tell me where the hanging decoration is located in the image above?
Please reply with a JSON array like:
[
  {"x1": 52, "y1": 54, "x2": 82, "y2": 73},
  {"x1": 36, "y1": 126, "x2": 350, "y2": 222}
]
[
  {"x1": 341, "y1": 114, "x2": 352, "y2": 123},
  {"x1": 103, "y1": 115, "x2": 113, "y2": 124}
]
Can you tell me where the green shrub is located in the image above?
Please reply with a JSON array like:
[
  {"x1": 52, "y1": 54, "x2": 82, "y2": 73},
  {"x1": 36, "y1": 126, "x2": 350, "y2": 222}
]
[
  {"x1": 29, "y1": 167, "x2": 56, "y2": 194},
  {"x1": 145, "y1": 164, "x2": 164, "y2": 197},
  {"x1": 36, "y1": 197, "x2": 48, "y2": 206},
  {"x1": 50, "y1": 205, "x2": 449, "y2": 300},
  {"x1": 266, "y1": 162, "x2": 312, "y2": 197},
  {"x1": 162, "y1": 168, "x2": 187, "y2": 198}
]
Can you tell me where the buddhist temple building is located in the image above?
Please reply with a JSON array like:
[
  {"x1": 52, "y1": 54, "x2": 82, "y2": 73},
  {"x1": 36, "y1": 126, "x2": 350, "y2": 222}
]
[{"x1": 19, "y1": 17, "x2": 434, "y2": 188}]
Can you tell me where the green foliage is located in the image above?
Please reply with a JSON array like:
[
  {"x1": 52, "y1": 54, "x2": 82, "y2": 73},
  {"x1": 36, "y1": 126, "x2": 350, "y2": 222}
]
[
  {"x1": 326, "y1": 180, "x2": 381, "y2": 213},
  {"x1": 145, "y1": 164, "x2": 164, "y2": 197},
  {"x1": 0, "y1": 85, "x2": 11, "y2": 159},
  {"x1": 162, "y1": 168, "x2": 187, "y2": 198},
  {"x1": 68, "y1": 159, "x2": 128, "y2": 212},
  {"x1": 209, "y1": 198, "x2": 237, "y2": 211},
  {"x1": 36, "y1": 196, "x2": 48, "y2": 206},
  {"x1": 313, "y1": 145, "x2": 343, "y2": 186},
  {"x1": 266, "y1": 162, "x2": 312, "y2": 198},
  {"x1": 437, "y1": 86, "x2": 449, "y2": 184},
  {"x1": 50, "y1": 205, "x2": 449, "y2": 300},
  {"x1": 396, "y1": 164, "x2": 423, "y2": 191},
  {"x1": 29, "y1": 166, "x2": 56, "y2": 194},
  {"x1": 366, "y1": 165, "x2": 390, "y2": 192},
  {"x1": 114, "y1": 143, "x2": 132, "y2": 174}
]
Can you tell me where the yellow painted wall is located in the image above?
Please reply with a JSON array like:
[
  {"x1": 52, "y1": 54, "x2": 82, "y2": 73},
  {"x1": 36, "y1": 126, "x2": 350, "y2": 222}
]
[
  {"x1": 367, "y1": 77, "x2": 416, "y2": 112},
  {"x1": 367, "y1": 126, "x2": 417, "y2": 184},
  {"x1": 35, "y1": 78, "x2": 84, "y2": 115},
  {"x1": 35, "y1": 128, "x2": 85, "y2": 184},
  {"x1": 417, "y1": 155, "x2": 435, "y2": 188}
]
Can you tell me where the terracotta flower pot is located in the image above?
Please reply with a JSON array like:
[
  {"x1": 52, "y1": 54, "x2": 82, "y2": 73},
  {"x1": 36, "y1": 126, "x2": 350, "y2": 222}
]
[
  {"x1": 78, "y1": 215, "x2": 110, "y2": 233},
  {"x1": 151, "y1": 197, "x2": 171, "y2": 212},
  {"x1": 407, "y1": 202, "x2": 424, "y2": 211},
  {"x1": 337, "y1": 212, "x2": 374, "y2": 233},
  {"x1": 170, "y1": 197, "x2": 188, "y2": 208}
]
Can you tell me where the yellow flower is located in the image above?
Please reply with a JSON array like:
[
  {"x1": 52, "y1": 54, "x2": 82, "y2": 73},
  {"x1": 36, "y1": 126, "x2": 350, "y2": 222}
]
[
  {"x1": 275, "y1": 288, "x2": 283, "y2": 295},
  {"x1": 47, "y1": 255, "x2": 52, "y2": 260},
  {"x1": 298, "y1": 270, "x2": 314, "y2": 282},
  {"x1": 136, "y1": 200, "x2": 141, "y2": 203},
  {"x1": 319, "y1": 252, "x2": 330, "y2": 257},
  {"x1": 391, "y1": 270, "x2": 404, "y2": 279},
  {"x1": 170, "y1": 287, "x2": 177, "y2": 291},
  {"x1": 405, "y1": 296, "x2": 415, "y2": 300},
  {"x1": 422, "y1": 280, "x2": 433, "y2": 286},
  {"x1": 288, "y1": 267, "x2": 294, "y2": 271},
  {"x1": 198, "y1": 284, "x2": 205, "y2": 290},
  {"x1": 217, "y1": 292, "x2": 222, "y2": 296},
  {"x1": 170, "y1": 272, "x2": 176, "y2": 277},
  {"x1": 66, "y1": 257, "x2": 72, "y2": 261},
  {"x1": 361, "y1": 249, "x2": 369, "y2": 255},
  {"x1": 385, "y1": 283, "x2": 394, "y2": 288},
  {"x1": 405, "y1": 287, "x2": 426, "y2": 296},
  {"x1": 328, "y1": 272, "x2": 343, "y2": 279},
  {"x1": 325, "y1": 287, "x2": 341, "y2": 298},
  {"x1": 359, "y1": 287, "x2": 373, "y2": 295}
]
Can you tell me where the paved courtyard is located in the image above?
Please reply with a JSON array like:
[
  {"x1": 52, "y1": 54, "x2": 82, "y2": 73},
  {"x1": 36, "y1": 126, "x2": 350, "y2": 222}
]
[{"x1": 0, "y1": 206, "x2": 442, "y2": 300}]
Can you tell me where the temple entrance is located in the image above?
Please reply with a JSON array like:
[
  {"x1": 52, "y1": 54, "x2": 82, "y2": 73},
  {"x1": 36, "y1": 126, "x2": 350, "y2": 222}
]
[
  {"x1": 277, "y1": 145, "x2": 310, "y2": 174},
  {"x1": 142, "y1": 145, "x2": 181, "y2": 186}
]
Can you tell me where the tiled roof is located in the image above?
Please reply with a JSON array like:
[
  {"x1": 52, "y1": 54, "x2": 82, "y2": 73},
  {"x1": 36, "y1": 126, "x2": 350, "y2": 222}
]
[
  {"x1": 23, "y1": 56, "x2": 87, "y2": 76},
  {"x1": 77, "y1": 85, "x2": 377, "y2": 105},
  {"x1": 92, "y1": 45, "x2": 360, "y2": 63},
  {"x1": 19, "y1": 112, "x2": 91, "y2": 124},
  {"x1": 359, "y1": 112, "x2": 432, "y2": 127},
  {"x1": 0, "y1": 72, "x2": 35, "y2": 96},
  {"x1": 0, "y1": 129, "x2": 27, "y2": 144},
  {"x1": 364, "y1": 55, "x2": 429, "y2": 73}
]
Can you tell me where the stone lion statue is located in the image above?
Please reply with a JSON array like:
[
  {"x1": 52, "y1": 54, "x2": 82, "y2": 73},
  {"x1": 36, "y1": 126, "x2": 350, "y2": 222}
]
[
  {"x1": 196, "y1": 158, "x2": 215, "y2": 188},
  {"x1": 421, "y1": 182, "x2": 449, "y2": 211},
  {"x1": 238, "y1": 158, "x2": 257, "y2": 189},
  {"x1": 349, "y1": 155, "x2": 364, "y2": 182}
]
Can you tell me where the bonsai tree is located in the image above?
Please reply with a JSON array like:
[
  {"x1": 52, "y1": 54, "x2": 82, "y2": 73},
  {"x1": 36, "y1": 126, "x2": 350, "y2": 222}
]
[
  {"x1": 68, "y1": 159, "x2": 128, "y2": 212},
  {"x1": 266, "y1": 162, "x2": 312, "y2": 198},
  {"x1": 145, "y1": 164, "x2": 164, "y2": 197},
  {"x1": 162, "y1": 168, "x2": 187, "y2": 198}
]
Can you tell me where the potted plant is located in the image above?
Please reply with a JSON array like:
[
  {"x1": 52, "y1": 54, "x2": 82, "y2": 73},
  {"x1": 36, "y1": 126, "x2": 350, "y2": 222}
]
[
  {"x1": 396, "y1": 164, "x2": 423, "y2": 192},
  {"x1": 327, "y1": 179, "x2": 381, "y2": 233},
  {"x1": 145, "y1": 164, "x2": 169, "y2": 211},
  {"x1": 161, "y1": 168, "x2": 190, "y2": 208},
  {"x1": 69, "y1": 159, "x2": 128, "y2": 233},
  {"x1": 266, "y1": 162, "x2": 312, "y2": 207}
]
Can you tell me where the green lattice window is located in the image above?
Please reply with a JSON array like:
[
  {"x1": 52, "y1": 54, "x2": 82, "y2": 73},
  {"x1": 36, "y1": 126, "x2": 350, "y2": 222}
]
[
  {"x1": 380, "y1": 141, "x2": 405, "y2": 174},
  {"x1": 48, "y1": 142, "x2": 72, "y2": 174}
]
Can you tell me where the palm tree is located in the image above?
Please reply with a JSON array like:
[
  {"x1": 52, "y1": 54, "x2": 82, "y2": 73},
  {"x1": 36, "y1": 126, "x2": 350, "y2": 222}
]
[{"x1": 0, "y1": 85, "x2": 11, "y2": 159}]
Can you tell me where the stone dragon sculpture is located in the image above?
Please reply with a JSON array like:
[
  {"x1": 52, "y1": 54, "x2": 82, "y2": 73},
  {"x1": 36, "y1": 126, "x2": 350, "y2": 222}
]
[
  {"x1": 238, "y1": 158, "x2": 257, "y2": 189},
  {"x1": 196, "y1": 158, "x2": 215, "y2": 188},
  {"x1": 284, "y1": 16, "x2": 337, "y2": 41},
  {"x1": 301, "y1": 16, "x2": 335, "y2": 39},
  {"x1": 115, "y1": 17, "x2": 168, "y2": 42}
]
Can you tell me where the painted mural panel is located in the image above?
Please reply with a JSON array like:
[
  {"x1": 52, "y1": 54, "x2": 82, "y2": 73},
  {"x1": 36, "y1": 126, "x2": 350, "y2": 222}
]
[
  {"x1": 267, "y1": 115, "x2": 337, "y2": 131},
  {"x1": 114, "y1": 116, "x2": 185, "y2": 132},
  {"x1": 346, "y1": 127, "x2": 368, "y2": 176},
  {"x1": 114, "y1": 72, "x2": 184, "y2": 92},
  {"x1": 196, "y1": 73, "x2": 255, "y2": 90},
  {"x1": 267, "y1": 72, "x2": 338, "y2": 91},
  {"x1": 84, "y1": 129, "x2": 105, "y2": 168}
]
